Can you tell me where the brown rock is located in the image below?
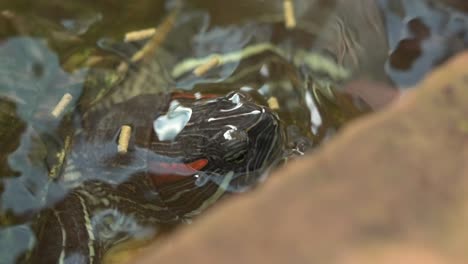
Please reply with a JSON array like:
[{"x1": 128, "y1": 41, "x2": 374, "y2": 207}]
[{"x1": 132, "y1": 53, "x2": 468, "y2": 264}]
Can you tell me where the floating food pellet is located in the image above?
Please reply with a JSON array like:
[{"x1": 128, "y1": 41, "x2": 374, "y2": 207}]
[
  {"x1": 117, "y1": 61, "x2": 129, "y2": 74},
  {"x1": 1, "y1": 10, "x2": 14, "y2": 19},
  {"x1": 84, "y1": 56, "x2": 104, "y2": 67},
  {"x1": 193, "y1": 56, "x2": 220, "y2": 77},
  {"x1": 267, "y1": 97, "x2": 280, "y2": 110},
  {"x1": 51, "y1": 93, "x2": 73, "y2": 118},
  {"x1": 284, "y1": 0, "x2": 297, "y2": 29},
  {"x1": 118, "y1": 125, "x2": 132, "y2": 154},
  {"x1": 124, "y1": 28, "x2": 157, "y2": 42},
  {"x1": 130, "y1": 11, "x2": 177, "y2": 63}
]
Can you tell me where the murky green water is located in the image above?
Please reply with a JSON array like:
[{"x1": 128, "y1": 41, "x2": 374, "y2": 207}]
[{"x1": 0, "y1": 0, "x2": 466, "y2": 263}]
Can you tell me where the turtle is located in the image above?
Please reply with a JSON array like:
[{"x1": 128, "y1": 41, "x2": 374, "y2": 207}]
[{"x1": 25, "y1": 88, "x2": 285, "y2": 263}]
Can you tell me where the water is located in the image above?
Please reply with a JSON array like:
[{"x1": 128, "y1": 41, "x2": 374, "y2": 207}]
[
  {"x1": 0, "y1": 0, "x2": 467, "y2": 263},
  {"x1": 379, "y1": 0, "x2": 468, "y2": 87}
]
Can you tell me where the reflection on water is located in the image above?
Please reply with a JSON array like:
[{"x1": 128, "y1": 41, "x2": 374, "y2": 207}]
[
  {"x1": 0, "y1": 37, "x2": 85, "y2": 215},
  {"x1": 0, "y1": 0, "x2": 466, "y2": 263},
  {"x1": 379, "y1": 0, "x2": 468, "y2": 87},
  {"x1": 153, "y1": 100, "x2": 193, "y2": 141}
]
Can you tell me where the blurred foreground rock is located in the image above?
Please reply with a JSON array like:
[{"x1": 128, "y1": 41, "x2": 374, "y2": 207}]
[{"x1": 132, "y1": 53, "x2": 468, "y2": 264}]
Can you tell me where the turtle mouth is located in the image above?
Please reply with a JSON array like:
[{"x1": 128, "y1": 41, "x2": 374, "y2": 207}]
[{"x1": 147, "y1": 158, "x2": 208, "y2": 187}]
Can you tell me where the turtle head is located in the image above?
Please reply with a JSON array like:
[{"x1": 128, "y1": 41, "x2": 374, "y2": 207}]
[{"x1": 149, "y1": 91, "x2": 285, "y2": 192}]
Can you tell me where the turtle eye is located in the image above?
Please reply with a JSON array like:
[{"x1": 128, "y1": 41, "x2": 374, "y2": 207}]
[
  {"x1": 221, "y1": 127, "x2": 249, "y2": 163},
  {"x1": 217, "y1": 92, "x2": 245, "y2": 112},
  {"x1": 226, "y1": 92, "x2": 245, "y2": 103},
  {"x1": 224, "y1": 148, "x2": 248, "y2": 163}
]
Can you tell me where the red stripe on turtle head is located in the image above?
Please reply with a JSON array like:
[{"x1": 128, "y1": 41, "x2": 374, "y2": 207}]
[
  {"x1": 171, "y1": 92, "x2": 221, "y2": 100},
  {"x1": 148, "y1": 158, "x2": 208, "y2": 186}
]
